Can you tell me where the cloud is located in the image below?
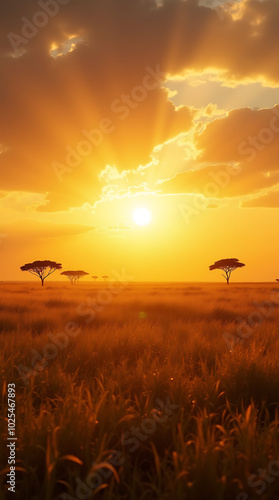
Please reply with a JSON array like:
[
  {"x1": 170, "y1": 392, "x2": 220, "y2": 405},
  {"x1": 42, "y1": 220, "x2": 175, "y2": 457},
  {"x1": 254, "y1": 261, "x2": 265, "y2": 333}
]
[
  {"x1": 1, "y1": 0, "x2": 279, "y2": 212},
  {"x1": 0, "y1": 220, "x2": 96, "y2": 243},
  {"x1": 158, "y1": 105, "x2": 279, "y2": 198},
  {"x1": 108, "y1": 223, "x2": 133, "y2": 231},
  {"x1": 0, "y1": 190, "x2": 48, "y2": 213},
  {"x1": 206, "y1": 203, "x2": 219, "y2": 209},
  {"x1": 89, "y1": 103, "x2": 279, "y2": 203},
  {"x1": 197, "y1": 105, "x2": 279, "y2": 166},
  {"x1": 98, "y1": 165, "x2": 131, "y2": 183},
  {"x1": 242, "y1": 189, "x2": 279, "y2": 207}
]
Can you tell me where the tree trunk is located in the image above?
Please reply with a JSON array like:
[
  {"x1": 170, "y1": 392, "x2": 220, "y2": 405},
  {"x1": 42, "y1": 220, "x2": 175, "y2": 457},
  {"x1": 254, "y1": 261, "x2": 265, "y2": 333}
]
[
  {"x1": 226, "y1": 278, "x2": 229, "y2": 285},
  {"x1": 41, "y1": 278, "x2": 44, "y2": 286}
]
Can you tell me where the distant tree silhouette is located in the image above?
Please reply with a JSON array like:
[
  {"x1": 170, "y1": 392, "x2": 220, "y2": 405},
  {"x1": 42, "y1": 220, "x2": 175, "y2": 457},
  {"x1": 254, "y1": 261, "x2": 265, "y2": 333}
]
[
  {"x1": 92, "y1": 276, "x2": 98, "y2": 281},
  {"x1": 102, "y1": 275, "x2": 109, "y2": 282},
  {"x1": 209, "y1": 258, "x2": 245, "y2": 284},
  {"x1": 20, "y1": 260, "x2": 62, "y2": 286},
  {"x1": 61, "y1": 270, "x2": 89, "y2": 285}
]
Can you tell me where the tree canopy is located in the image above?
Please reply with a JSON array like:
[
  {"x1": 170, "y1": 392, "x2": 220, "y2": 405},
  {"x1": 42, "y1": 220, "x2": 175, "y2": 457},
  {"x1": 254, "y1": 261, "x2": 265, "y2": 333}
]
[
  {"x1": 209, "y1": 258, "x2": 245, "y2": 284},
  {"x1": 20, "y1": 260, "x2": 62, "y2": 286},
  {"x1": 61, "y1": 270, "x2": 89, "y2": 284}
]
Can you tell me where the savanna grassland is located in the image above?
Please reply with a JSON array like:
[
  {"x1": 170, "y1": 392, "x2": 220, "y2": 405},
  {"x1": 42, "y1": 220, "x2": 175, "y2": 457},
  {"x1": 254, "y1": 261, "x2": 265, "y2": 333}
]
[{"x1": 0, "y1": 282, "x2": 279, "y2": 500}]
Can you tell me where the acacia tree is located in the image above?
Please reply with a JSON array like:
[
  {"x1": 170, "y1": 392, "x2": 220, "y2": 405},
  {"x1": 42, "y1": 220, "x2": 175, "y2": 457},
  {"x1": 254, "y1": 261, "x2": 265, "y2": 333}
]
[
  {"x1": 102, "y1": 275, "x2": 109, "y2": 282},
  {"x1": 61, "y1": 270, "x2": 89, "y2": 284},
  {"x1": 20, "y1": 260, "x2": 62, "y2": 286},
  {"x1": 209, "y1": 258, "x2": 245, "y2": 284},
  {"x1": 92, "y1": 276, "x2": 98, "y2": 282}
]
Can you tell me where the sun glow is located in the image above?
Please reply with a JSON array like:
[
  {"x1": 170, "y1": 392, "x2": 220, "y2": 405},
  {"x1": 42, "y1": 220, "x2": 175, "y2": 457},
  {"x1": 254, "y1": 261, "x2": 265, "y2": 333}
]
[{"x1": 133, "y1": 208, "x2": 151, "y2": 226}]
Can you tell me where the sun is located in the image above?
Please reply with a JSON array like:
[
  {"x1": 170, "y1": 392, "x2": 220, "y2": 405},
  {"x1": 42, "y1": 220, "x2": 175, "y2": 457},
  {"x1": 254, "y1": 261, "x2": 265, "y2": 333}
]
[{"x1": 133, "y1": 207, "x2": 151, "y2": 226}]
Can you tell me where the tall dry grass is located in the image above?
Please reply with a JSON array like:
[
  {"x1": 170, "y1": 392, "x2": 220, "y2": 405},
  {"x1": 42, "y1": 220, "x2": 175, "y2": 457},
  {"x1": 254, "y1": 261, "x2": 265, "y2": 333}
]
[{"x1": 0, "y1": 283, "x2": 279, "y2": 499}]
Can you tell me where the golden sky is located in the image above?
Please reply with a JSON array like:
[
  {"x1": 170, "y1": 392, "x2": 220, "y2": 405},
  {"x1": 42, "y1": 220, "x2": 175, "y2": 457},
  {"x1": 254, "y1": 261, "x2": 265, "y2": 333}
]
[{"x1": 1, "y1": 0, "x2": 279, "y2": 282}]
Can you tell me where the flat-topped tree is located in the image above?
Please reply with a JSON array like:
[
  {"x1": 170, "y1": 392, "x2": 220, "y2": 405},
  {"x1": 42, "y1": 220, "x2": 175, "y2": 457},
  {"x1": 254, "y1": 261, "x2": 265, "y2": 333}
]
[
  {"x1": 61, "y1": 270, "x2": 89, "y2": 285},
  {"x1": 92, "y1": 276, "x2": 98, "y2": 282},
  {"x1": 74, "y1": 271, "x2": 89, "y2": 284},
  {"x1": 20, "y1": 260, "x2": 62, "y2": 286},
  {"x1": 209, "y1": 258, "x2": 245, "y2": 284},
  {"x1": 102, "y1": 275, "x2": 109, "y2": 282}
]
